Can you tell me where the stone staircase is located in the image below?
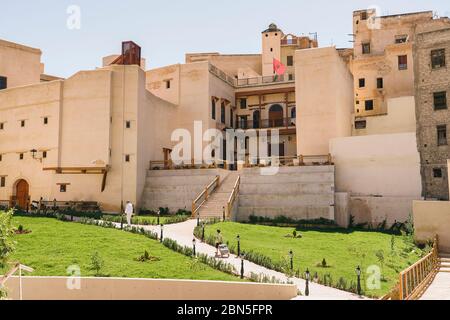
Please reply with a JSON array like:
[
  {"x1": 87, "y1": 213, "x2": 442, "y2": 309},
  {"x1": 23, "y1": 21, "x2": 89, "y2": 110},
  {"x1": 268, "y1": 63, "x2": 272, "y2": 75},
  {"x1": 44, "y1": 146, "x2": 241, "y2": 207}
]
[
  {"x1": 197, "y1": 171, "x2": 239, "y2": 219},
  {"x1": 440, "y1": 253, "x2": 450, "y2": 273}
]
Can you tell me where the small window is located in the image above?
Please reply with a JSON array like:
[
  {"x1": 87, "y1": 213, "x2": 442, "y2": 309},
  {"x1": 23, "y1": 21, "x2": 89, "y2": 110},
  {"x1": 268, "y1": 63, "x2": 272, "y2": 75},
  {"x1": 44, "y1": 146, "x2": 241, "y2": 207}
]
[
  {"x1": 362, "y1": 42, "x2": 371, "y2": 54},
  {"x1": 126, "y1": 121, "x2": 131, "y2": 129},
  {"x1": 43, "y1": 117, "x2": 48, "y2": 125},
  {"x1": 230, "y1": 109, "x2": 233, "y2": 127},
  {"x1": 270, "y1": 48, "x2": 273, "y2": 52},
  {"x1": 211, "y1": 99, "x2": 216, "y2": 120},
  {"x1": 221, "y1": 102, "x2": 226, "y2": 124},
  {"x1": 288, "y1": 74, "x2": 294, "y2": 81},
  {"x1": 240, "y1": 98, "x2": 247, "y2": 109},
  {"x1": 43, "y1": 151, "x2": 47, "y2": 158},
  {"x1": 287, "y1": 56, "x2": 294, "y2": 66},
  {"x1": 0, "y1": 123, "x2": 3, "y2": 130},
  {"x1": 21, "y1": 120, "x2": 25, "y2": 127},
  {"x1": 437, "y1": 125, "x2": 447, "y2": 146},
  {"x1": 0, "y1": 76, "x2": 7, "y2": 90},
  {"x1": 398, "y1": 55, "x2": 408, "y2": 70},
  {"x1": 377, "y1": 78, "x2": 384, "y2": 89},
  {"x1": 359, "y1": 78, "x2": 365, "y2": 88},
  {"x1": 395, "y1": 35, "x2": 408, "y2": 44},
  {"x1": 365, "y1": 100, "x2": 374, "y2": 111},
  {"x1": 355, "y1": 120, "x2": 367, "y2": 129},
  {"x1": 0, "y1": 177, "x2": 5, "y2": 188},
  {"x1": 433, "y1": 168, "x2": 443, "y2": 178},
  {"x1": 60, "y1": 184, "x2": 67, "y2": 193},
  {"x1": 360, "y1": 12, "x2": 368, "y2": 20},
  {"x1": 434, "y1": 92, "x2": 447, "y2": 110},
  {"x1": 19, "y1": 153, "x2": 24, "y2": 160},
  {"x1": 291, "y1": 107, "x2": 296, "y2": 119},
  {"x1": 0, "y1": 154, "x2": 2, "y2": 161},
  {"x1": 165, "y1": 80, "x2": 171, "y2": 89},
  {"x1": 125, "y1": 155, "x2": 130, "y2": 162},
  {"x1": 431, "y1": 49, "x2": 446, "y2": 69}
]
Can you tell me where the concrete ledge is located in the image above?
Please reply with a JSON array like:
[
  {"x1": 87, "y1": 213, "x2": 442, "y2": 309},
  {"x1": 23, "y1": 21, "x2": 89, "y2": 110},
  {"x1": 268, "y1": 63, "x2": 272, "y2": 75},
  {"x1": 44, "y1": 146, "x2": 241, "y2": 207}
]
[{"x1": 3, "y1": 276, "x2": 298, "y2": 300}]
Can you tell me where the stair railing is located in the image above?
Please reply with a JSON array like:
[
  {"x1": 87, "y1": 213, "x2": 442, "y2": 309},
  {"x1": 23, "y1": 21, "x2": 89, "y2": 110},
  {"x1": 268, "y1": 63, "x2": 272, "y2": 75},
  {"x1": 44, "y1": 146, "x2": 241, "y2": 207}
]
[
  {"x1": 397, "y1": 235, "x2": 439, "y2": 300},
  {"x1": 226, "y1": 176, "x2": 240, "y2": 219},
  {"x1": 192, "y1": 175, "x2": 220, "y2": 217}
]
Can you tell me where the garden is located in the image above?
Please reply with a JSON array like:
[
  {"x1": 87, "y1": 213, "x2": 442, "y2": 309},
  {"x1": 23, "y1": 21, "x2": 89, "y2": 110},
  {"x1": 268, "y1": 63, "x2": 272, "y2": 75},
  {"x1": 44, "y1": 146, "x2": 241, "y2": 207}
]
[
  {"x1": 196, "y1": 220, "x2": 427, "y2": 297},
  {"x1": 0, "y1": 211, "x2": 242, "y2": 289}
]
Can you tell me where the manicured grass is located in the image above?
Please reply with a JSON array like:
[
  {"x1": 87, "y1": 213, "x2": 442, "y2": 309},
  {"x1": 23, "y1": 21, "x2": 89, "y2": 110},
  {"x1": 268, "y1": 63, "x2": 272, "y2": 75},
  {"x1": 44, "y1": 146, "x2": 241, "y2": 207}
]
[
  {"x1": 6, "y1": 217, "x2": 239, "y2": 281},
  {"x1": 102, "y1": 214, "x2": 189, "y2": 225},
  {"x1": 202, "y1": 222, "x2": 424, "y2": 297}
]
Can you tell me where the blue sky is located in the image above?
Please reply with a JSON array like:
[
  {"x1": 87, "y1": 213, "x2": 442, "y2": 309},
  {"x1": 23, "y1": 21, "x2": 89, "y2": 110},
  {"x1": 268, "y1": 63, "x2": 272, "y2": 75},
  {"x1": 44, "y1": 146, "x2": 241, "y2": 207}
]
[{"x1": 1, "y1": 0, "x2": 449, "y2": 77}]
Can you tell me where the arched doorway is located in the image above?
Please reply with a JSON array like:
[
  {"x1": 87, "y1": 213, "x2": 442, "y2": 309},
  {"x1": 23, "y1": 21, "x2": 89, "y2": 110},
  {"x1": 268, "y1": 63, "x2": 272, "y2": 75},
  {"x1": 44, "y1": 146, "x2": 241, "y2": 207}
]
[
  {"x1": 15, "y1": 179, "x2": 29, "y2": 210},
  {"x1": 269, "y1": 104, "x2": 284, "y2": 127},
  {"x1": 253, "y1": 110, "x2": 260, "y2": 128}
]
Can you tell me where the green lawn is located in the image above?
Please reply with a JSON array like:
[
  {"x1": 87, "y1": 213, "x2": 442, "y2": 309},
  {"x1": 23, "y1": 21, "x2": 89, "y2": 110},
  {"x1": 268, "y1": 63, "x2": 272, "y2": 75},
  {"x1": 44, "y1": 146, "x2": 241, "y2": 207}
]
[
  {"x1": 201, "y1": 222, "x2": 424, "y2": 297},
  {"x1": 6, "y1": 216, "x2": 239, "y2": 281}
]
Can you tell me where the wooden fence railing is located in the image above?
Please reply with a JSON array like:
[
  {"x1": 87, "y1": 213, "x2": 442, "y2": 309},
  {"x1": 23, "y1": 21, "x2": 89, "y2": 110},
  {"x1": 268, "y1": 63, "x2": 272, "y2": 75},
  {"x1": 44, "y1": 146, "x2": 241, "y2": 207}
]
[
  {"x1": 398, "y1": 235, "x2": 440, "y2": 300},
  {"x1": 191, "y1": 176, "x2": 220, "y2": 217},
  {"x1": 245, "y1": 154, "x2": 333, "y2": 168},
  {"x1": 226, "y1": 176, "x2": 240, "y2": 219}
]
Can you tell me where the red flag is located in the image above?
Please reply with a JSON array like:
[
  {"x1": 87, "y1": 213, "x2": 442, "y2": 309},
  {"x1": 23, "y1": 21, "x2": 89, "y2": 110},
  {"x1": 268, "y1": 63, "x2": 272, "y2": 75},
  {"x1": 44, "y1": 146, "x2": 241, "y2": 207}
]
[{"x1": 273, "y1": 58, "x2": 286, "y2": 76}]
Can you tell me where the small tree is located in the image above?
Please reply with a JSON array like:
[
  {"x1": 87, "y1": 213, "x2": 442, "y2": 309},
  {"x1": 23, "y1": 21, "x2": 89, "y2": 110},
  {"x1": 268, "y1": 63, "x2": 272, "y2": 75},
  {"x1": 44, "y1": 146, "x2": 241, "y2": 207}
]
[
  {"x1": 375, "y1": 250, "x2": 385, "y2": 281},
  {"x1": 90, "y1": 251, "x2": 104, "y2": 276},
  {"x1": 0, "y1": 210, "x2": 16, "y2": 299}
]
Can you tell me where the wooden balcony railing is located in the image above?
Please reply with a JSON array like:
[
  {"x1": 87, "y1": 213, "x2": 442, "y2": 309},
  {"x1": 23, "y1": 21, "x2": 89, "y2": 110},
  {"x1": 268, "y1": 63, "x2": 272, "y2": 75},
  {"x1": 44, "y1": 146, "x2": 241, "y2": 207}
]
[
  {"x1": 226, "y1": 175, "x2": 240, "y2": 219},
  {"x1": 245, "y1": 154, "x2": 333, "y2": 168},
  {"x1": 398, "y1": 235, "x2": 440, "y2": 300},
  {"x1": 192, "y1": 175, "x2": 220, "y2": 217},
  {"x1": 236, "y1": 117, "x2": 296, "y2": 129},
  {"x1": 236, "y1": 74, "x2": 295, "y2": 87}
]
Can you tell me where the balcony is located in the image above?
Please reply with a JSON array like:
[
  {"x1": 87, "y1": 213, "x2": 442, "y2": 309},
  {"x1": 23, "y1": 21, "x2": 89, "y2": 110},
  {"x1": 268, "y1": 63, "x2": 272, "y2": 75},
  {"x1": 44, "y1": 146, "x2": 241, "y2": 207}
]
[{"x1": 235, "y1": 117, "x2": 296, "y2": 130}]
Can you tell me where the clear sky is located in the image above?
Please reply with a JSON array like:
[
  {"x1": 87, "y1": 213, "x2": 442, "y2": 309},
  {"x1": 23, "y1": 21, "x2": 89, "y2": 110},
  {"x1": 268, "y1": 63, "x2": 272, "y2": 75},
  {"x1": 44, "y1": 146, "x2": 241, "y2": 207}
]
[{"x1": 1, "y1": 0, "x2": 449, "y2": 78}]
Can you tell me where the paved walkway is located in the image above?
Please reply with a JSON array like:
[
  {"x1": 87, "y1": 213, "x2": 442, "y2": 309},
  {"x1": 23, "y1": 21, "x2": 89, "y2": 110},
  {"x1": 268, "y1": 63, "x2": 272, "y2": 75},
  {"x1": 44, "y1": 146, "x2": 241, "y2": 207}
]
[
  {"x1": 123, "y1": 219, "x2": 365, "y2": 300},
  {"x1": 420, "y1": 272, "x2": 450, "y2": 300}
]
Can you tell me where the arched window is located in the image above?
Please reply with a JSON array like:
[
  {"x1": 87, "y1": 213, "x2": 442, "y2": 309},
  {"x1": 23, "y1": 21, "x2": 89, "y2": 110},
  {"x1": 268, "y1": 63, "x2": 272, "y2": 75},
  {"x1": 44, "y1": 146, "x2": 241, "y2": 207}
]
[{"x1": 269, "y1": 104, "x2": 284, "y2": 127}]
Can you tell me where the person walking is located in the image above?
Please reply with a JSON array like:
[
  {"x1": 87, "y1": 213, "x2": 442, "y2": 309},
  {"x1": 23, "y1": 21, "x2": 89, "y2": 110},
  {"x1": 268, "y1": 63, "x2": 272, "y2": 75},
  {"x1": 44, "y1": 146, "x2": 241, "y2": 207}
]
[
  {"x1": 125, "y1": 201, "x2": 134, "y2": 226},
  {"x1": 215, "y1": 229, "x2": 223, "y2": 256}
]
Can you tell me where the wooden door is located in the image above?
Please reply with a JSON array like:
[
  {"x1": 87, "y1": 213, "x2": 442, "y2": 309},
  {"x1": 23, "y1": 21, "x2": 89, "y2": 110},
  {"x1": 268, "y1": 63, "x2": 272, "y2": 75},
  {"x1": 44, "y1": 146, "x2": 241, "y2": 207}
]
[{"x1": 16, "y1": 180, "x2": 29, "y2": 210}]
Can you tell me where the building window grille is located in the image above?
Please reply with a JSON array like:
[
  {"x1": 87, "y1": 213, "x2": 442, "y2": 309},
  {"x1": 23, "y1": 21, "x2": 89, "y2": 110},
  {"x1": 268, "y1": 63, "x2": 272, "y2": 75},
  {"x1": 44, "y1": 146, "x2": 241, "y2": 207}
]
[
  {"x1": 431, "y1": 49, "x2": 446, "y2": 69},
  {"x1": 437, "y1": 125, "x2": 447, "y2": 146},
  {"x1": 434, "y1": 92, "x2": 447, "y2": 110}
]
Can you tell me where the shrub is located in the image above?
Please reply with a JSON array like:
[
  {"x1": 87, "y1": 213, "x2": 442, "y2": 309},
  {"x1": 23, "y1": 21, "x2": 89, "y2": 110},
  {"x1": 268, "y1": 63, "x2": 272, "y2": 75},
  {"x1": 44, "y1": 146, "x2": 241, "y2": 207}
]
[{"x1": 90, "y1": 251, "x2": 104, "y2": 276}]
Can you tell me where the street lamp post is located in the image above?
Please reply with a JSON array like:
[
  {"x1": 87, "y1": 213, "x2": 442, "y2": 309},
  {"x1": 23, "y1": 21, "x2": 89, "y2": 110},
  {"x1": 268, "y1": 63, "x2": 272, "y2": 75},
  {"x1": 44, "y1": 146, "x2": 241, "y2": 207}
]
[
  {"x1": 201, "y1": 222, "x2": 205, "y2": 242},
  {"x1": 356, "y1": 266, "x2": 362, "y2": 296},
  {"x1": 197, "y1": 211, "x2": 200, "y2": 227},
  {"x1": 289, "y1": 250, "x2": 294, "y2": 271},
  {"x1": 160, "y1": 224, "x2": 164, "y2": 243},
  {"x1": 192, "y1": 238, "x2": 196, "y2": 257},
  {"x1": 157, "y1": 210, "x2": 160, "y2": 225},
  {"x1": 223, "y1": 207, "x2": 226, "y2": 222},
  {"x1": 305, "y1": 269, "x2": 310, "y2": 296},
  {"x1": 236, "y1": 235, "x2": 241, "y2": 257}
]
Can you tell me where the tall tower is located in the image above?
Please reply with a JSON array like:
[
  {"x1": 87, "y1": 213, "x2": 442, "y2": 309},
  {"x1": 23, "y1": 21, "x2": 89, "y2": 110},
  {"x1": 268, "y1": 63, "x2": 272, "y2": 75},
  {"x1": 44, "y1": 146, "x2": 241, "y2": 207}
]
[{"x1": 262, "y1": 23, "x2": 283, "y2": 77}]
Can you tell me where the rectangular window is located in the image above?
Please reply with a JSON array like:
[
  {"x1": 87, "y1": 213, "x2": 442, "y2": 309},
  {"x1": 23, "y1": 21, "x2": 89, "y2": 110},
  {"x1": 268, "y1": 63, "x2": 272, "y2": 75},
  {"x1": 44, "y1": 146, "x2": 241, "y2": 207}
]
[
  {"x1": 126, "y1": 121, "x2": 131, "y2": 129},
  {"x1": 398, "y1": 55, "x2": 408, "y2": 70},
  {"x1": 60, "y1": 184, "x2": 67, "y2": 193},
  {"x1": 0, "y1": 123, "x2": 3, "y2": 130},
  {"x1": 125, "y1": 155, "x2": 130, "y2": 162},
  {"x1": 221, "y1": 102, "x2": 226, "y2": 124},
  {"x1": 433, "y1": 168, "x2": 443, "y2": 178},
  {"x1": 287, "y1": 56, "x2": 294, "y2": 66},
  {"x1": 377, "y1": 78, "x2": 384, "y2": 89},
  {"x1": 434, "y1": 92, "x2": 447, "y2": 110},
  {"x1": 240, "y1": 98, "x2": 247, "y2": 109},
  {"x1": 0, "y1": 177, "x2": 5, "y2": 188},
  {"x1": 360, "y1": 12, "x2": 368, "y2": 20},
  {"x1": 43, "y1": 151, "x2": 47, "y2": 158},
  {"x1": 21, "y1": 120, "x2": 25, "y2": 127},
  {"x1": 239, "y1": 116, "x2": 248, "y2": 129},
  {"x1": 359, "y1": 78, "x2": 365, "y2": 88},
  {"x1": 437, "y1": 125, "x2": 447, "y2": 146},
  {"x1": 288, "y1": 74, "x2": 294, "y2": 81},
  {"x1": 165, "y1": 80, "x2": 171, "y2": 89},
  {"x1": 230, "y1": 109, "x2": 233, "y2": 127},
  {"x1": 0, "y1": 76, "x2": 6, "y2": 90},
  {"x1": 431, "y1": 49, "x2": 446, "y2": 69},
  {"x1": 19, "y1": 153, "x2": 24, "y2": 160},
  {"x1": 395, "y1": 35, "x2": 408, "y2": 44},
  {"x1": 365, "y1": 100, "x2": 374, "y2": 111},
  {"x1": 43, "y1": 117, "x2": 48, "y2": 125},
  {"x1": 211, "y1": 99, "x2": 216, "y2": 120},
  {"x1": 0, "y1": 154, "x2": 2, "y2": 161},
  {"x1": 362, "y1": 42, "x2": 371, "y2": 54},
  {"x1": 355, "y1": 120, "x2": 367, "y2": 129}
]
